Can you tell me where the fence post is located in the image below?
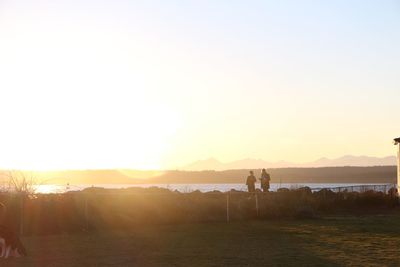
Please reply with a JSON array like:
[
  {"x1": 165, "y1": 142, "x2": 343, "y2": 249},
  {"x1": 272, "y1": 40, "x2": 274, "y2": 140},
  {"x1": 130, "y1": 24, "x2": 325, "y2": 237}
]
[
  {"x1": 85, "y1": 194, "x2": 89, "y2": 230},
  {"x1": 19, "y1": 193, "x2": 24, "y2": 236},
  {"x1": 255, "y1": 192, "x2": 259, "y2": 217},
  {"x1": 226, "y1": 192, "x2": 230, "y2": 223}
]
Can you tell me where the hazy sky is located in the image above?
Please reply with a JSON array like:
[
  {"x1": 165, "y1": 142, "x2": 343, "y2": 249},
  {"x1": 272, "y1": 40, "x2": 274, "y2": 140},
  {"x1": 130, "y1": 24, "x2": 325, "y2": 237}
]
[{"x1": 0, "y1": 0, "x2": 399, "y2": 170}]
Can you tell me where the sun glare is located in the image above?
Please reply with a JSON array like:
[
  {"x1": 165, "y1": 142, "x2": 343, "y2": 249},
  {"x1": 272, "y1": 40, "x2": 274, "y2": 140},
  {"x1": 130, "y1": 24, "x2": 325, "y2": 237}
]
[{"x1": 0, "y1": 90, "x2": 181, "y2": 170}]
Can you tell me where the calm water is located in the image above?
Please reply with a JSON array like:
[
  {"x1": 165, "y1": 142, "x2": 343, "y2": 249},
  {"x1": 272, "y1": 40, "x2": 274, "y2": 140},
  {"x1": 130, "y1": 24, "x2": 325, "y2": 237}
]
[{"x1": 34, "y1": 183, "x2": 392, "y2": 194}]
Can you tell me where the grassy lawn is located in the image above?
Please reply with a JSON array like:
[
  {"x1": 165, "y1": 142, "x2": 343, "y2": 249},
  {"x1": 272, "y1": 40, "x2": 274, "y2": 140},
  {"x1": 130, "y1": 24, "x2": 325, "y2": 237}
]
[{"x1": 3, "y1": 214, "x2": 400, "y2": 267}]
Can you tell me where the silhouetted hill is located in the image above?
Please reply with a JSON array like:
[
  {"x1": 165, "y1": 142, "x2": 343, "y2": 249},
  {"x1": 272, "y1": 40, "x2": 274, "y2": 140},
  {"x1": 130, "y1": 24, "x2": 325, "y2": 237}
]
[
  {"x1": 149, "y1": 166, "x2": 396, "y2": 184},
  {"x1": 183, "y1": 155, "x2": 396, "y2": 170},
  {"x1": 0, "y1": 169, "x2": 159, "y2": 185}
]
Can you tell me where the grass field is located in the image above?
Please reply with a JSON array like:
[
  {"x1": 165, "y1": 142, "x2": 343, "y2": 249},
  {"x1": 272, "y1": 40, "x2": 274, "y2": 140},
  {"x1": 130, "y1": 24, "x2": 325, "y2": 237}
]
[{"x1": 3, "y1": 214, "x2": 400, "y2": 267}]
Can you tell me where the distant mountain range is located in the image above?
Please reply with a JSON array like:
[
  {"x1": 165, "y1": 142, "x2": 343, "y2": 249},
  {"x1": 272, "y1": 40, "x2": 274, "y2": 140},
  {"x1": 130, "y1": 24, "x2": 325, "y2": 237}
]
[{"x1": 183, "y1": 155, "x2": 397, "y2": 171}]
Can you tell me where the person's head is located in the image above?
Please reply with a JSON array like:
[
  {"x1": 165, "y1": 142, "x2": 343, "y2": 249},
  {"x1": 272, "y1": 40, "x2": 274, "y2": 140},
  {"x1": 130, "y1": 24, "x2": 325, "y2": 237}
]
[
  {"x1": 262, "y1": 168, "x2": 266, "y2": 173},
  {"x1": 250, "y1": 171, "x2": 254, "y2": 175}
]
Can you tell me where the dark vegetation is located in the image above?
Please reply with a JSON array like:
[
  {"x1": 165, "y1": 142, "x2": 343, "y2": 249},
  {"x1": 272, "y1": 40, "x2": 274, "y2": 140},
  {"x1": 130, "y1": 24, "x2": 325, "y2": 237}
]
[{"x1": 0, "y1": 186, "x2": 398, "y2": 235}]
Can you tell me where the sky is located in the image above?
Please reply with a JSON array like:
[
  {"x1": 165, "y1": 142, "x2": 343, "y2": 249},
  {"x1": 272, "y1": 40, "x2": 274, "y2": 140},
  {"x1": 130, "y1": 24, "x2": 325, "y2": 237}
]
[{"x1": 0, "y1": 0, "x2": 399, "y2": 170}]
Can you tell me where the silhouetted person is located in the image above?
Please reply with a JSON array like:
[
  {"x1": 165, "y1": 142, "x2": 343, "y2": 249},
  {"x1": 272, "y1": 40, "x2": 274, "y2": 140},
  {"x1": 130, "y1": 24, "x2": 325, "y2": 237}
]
[
  {"x1": 246, "y1": 171, "x2": 256, "y2": 192},
  {"x1": 260, "y1": 168, "x2": 271, "y2": 192}
]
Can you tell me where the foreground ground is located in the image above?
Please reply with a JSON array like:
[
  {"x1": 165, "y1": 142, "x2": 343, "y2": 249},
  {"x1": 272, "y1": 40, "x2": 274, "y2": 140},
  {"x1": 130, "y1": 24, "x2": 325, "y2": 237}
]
[{"x1": 3, "y1": 214, "x2": 400, "y2": 267}]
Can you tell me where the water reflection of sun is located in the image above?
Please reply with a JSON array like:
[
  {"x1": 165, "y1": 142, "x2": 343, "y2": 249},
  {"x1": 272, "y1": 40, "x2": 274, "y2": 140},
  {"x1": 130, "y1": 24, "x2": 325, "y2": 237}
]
[{"x1": 35, "y1": 184, "x2": 63, "y2": 194}]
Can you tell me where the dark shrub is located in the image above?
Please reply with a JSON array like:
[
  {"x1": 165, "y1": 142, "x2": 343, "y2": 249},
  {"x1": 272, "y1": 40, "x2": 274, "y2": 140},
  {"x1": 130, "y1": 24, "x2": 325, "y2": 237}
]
[{"x1": 277, "y1": 188, "x2": 290, "y2": 193}]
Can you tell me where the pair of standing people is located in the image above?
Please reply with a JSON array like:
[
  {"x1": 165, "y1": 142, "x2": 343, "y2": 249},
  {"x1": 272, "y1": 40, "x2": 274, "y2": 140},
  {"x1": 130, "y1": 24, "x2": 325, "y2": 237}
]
[{"x1": 246, "y1": 169, "x2": 270, "y2": 192}]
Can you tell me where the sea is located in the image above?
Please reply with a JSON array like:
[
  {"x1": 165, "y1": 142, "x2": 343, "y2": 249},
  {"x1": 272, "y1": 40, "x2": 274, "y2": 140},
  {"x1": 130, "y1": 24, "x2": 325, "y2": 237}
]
[{"x1": 34, "y1": 183, "x2": 394, "y2": 194}]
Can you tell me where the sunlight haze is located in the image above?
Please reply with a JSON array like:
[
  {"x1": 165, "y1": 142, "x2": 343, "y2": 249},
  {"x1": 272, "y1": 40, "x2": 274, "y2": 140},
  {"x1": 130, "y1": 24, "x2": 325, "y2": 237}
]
[{"x1": 0, "y1": 0, "x2": 399, "y2": 170}]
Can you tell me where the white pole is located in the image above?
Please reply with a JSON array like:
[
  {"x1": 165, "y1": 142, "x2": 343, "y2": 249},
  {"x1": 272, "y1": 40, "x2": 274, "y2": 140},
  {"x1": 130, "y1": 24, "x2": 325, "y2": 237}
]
[{"x1": 397, "y1": 144, "x2": 400, "y2": 192}]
